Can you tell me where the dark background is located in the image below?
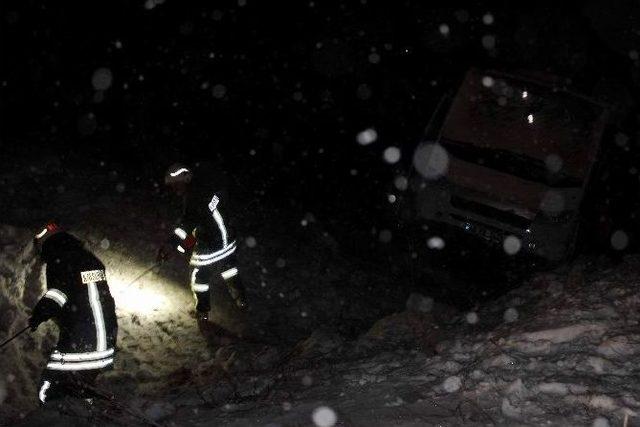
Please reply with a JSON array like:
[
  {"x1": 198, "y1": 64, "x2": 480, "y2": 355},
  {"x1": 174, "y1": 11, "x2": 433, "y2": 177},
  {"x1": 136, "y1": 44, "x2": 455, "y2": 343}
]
[{"x1": 2, "y1": 0, "x2": 640, "y2": 302}]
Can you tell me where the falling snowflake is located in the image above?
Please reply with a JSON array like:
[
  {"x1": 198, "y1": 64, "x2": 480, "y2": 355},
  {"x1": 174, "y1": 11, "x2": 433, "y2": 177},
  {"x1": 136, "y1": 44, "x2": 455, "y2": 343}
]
[
  {"x1": 91, "y1": 68, "x2": 113, "y2": 91},
  {"x1": 539, "y1": 191, "x2": 565, "y2": 215},
  {"x1": 312, "y1": 406, "x2": 337, "y2": 427},
  {"x1": 212, "y1": 84, "x2": 227, "y2": 99},
  {"x1": 439, "y1": 23, "x2": 450, "y2": 36},
  {"x1": 368, "y1": 52, "x2": 381, "y2": 64},
  {"x1": 356, "y1": 128, "x2": 378, "y2": 145},
  {"x1": 394, "y1": 176, "x2": 408, "y2": 191},
  {"x1": 413, "y1": 143, "x2": 449, "y2": 179},
  {"x1": 481, "y1": 75, "x2": 494, "y2": 87},
  {"x1": 427, "y1": 236, "x2": 445, "y2": 250},
  {"x1": 387, "y1": 194, "x2": 396, "y2": 203},
  {"x1": 442, "y1": 376, "x2": 462, "y2": 393},
  {"x1": 245, "y1": 236, "x2": 257, "y2": 248},
  {"x1": 503, "y1": 307, "x2": 519, "y2": 323},
  {"x1": 545, "y1": 154, "x2": 563, "y2": 173},
  {"x1": 466, "y1": 312, "x2": 479, "y2": 324},
  {"x1": 100, "y1": 239, "x2": 110, "y2": 250},
  {"x1": 383, "y1": 146, "x2": 401, "y2": 164},
  {"x1": 276, "y1": 258, "x2": 286, "y2": 268},
  {"x1": 527, "y1": 114, "x2": 534, "y2": 124},
  {"x1": 503, "y1": 235, "x2": 521, "y2": 255},
  {"x1": 379, "y1": 230, "x2": 392, "y2": 243},
  {"x1": 481, "y1": 34, "x2": 496, "y2": 50},
  {"x1": 611, "y1": 230, "x2": 629, "y2": 251},
  {"x1": 592, "y1": 417, "x2": 611, "y2": 427},
  {"x1": 482, "y1": 13, "x2": 494, "y2": 25},
  {"x1": 116, "y1": 183, "x2": 126, "y2": 193}
]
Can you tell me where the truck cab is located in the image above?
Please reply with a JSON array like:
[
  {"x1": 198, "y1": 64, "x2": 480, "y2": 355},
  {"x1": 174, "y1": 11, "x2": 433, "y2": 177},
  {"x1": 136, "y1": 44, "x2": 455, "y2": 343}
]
[{"x1": 410, "y1": 68, "x2": 608, "y2": 263}]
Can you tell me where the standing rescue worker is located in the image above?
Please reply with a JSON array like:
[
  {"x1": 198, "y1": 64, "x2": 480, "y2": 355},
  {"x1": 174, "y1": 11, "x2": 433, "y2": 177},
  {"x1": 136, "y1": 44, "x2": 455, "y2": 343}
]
[
  {"x1": 163, "y1": 164, "x2": 247, "y2": 323},
  {"x1": 30, "y1": 222, "x2": 117, "y2": 405}
]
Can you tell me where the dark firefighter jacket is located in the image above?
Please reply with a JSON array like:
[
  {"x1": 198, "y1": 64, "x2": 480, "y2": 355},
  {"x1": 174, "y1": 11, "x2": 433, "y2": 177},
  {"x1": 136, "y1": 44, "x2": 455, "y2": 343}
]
[
  {"x1": 32, "y1": 233, "x2": 117, "y2": 371},
  {"x1": 171, "y1": 175, "x2": 237, "y2": 267}
]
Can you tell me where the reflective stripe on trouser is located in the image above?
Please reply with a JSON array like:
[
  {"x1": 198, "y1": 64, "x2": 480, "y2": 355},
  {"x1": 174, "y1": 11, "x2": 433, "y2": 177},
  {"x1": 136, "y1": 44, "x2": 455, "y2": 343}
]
[
  {"x1": 38, "y1": 369, "x2": 101, "y2": 404},
  {"x1": 189, "y1": 256, "x2": 240, "y2": 311}
]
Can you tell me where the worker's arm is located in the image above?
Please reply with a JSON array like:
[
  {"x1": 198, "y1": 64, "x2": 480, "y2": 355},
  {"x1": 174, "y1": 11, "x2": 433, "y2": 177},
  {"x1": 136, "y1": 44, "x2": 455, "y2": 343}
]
[{"x1": 30, "y1": 263, "x2": 71, "y2": 331}]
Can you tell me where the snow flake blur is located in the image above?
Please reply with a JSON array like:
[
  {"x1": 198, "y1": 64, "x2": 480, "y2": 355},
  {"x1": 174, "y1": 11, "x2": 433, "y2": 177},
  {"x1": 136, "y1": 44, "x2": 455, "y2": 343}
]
[
  {"x1": 610, "y1": 230, "x2": 629, "y2": 251},
  {"x1": 356, "y1": 128, "x2": 377, "y2": 145},
  {"x1": 245, "y1": 236, "x2": 257, "y2": 248},
  {"x1": 427, "y1": 236, "x2": 445, "y2": 250},
  {"x1": 503, "y1": 235, "x2": 521, "y2": 255},
  {"x1": 312, "y1": 406, "x2": 337, "y2": 427},
  {"x1": 413, "y1": 143, "x2": 449, "y2": 179},
  {"x1": 465, "y1": 312, "x2": 479, "y2": 324},
  {"x1": 91, "y1": 68, "x2": 113, "y2": 91},
  {"x1": 383, "y1": 146, "x2": 401, "y2": 164}
]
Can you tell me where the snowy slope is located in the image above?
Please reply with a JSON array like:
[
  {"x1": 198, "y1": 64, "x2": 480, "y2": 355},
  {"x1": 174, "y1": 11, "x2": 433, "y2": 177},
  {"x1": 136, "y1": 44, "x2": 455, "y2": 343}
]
[
  {"x1": 9, "y1": 255, "x2": 638, "y2": 426},
  {"x1": 2, "y1": 161, "x2": 640, "y2": 426},
  {"x1": 137, "y1": 257, "x2": 640, "y2": 427}
]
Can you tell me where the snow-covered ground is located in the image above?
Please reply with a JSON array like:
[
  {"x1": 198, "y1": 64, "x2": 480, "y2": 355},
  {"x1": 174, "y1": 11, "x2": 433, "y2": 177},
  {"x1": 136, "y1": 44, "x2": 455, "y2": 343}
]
[{"x1": 2, "y1": 161, "x2": 640, "y2": 426}]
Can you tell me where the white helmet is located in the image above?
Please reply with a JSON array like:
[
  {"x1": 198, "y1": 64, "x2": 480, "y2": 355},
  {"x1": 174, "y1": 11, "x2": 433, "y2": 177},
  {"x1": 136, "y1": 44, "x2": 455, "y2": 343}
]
[{"x1": 164, "y1": 163, "x2": 193, "y2": 185}]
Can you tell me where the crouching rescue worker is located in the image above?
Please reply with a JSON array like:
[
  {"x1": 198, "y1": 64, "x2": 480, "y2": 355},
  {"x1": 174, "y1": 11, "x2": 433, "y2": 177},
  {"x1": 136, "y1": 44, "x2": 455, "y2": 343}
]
[
  {"x1": 162, "y1": 164, "x2": 247, "y2": 324},
  {"x1": 30, "y1": 222, "x2": 117, "y2": 405}
]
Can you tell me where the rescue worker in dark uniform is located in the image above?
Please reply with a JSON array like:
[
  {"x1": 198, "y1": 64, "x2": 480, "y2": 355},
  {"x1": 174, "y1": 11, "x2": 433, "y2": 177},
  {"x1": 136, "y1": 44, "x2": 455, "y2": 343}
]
[
  {"x1": 163, "y1": 164, "x2": 247, "y2": 323},
  {"x1": 30, "y1": 222, "x2": 118, "y2": 405}
]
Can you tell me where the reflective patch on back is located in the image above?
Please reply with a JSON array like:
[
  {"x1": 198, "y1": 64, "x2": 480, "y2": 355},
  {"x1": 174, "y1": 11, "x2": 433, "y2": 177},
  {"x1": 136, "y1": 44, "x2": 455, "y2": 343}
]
[
  {"x1": 208, "y1": 195, "x2": 219, "y2": 212},
  {"x1": 81, "y1": 270, "x2": 106, "y2": 284}
]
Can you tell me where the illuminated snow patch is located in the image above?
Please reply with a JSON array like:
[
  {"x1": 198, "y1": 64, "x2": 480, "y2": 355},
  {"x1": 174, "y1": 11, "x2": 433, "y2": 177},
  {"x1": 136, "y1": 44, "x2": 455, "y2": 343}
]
[
  {"x1": 383, "y1": 146, "x2": 401, "y2": 164},
  {"x1": 413, "y1": 143, "x2": 449, "y2": 179},
  {"x1": 503, "y1": 235, "x2": 521, "y2": 255},
  {"x1": 312, "y1": 406, "x2": 337, "y2": 427},
  {"x1": 110, "y1": 280, "x2": 170, "y2": 315},
  {"x1": 356, "y1": 128, "x2": 378, "y2": 145}
]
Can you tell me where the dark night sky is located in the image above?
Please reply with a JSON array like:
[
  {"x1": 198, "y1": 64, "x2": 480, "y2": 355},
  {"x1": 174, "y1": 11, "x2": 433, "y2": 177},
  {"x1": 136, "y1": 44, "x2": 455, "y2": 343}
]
[{"x1": 1, "y1": 0, "x2": 639, "y2": 261}]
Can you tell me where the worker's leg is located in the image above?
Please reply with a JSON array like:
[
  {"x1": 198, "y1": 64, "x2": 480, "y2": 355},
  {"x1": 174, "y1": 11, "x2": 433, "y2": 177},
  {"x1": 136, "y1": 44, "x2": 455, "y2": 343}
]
[
  {"x1": 221, "y1": 266, "x2": 247, "y2": 310},
  {"x1": 190, "y1": 267, "x2": 211, "y2": 317},
  {"x1": 37, "y1": 370, "x2": 68, "y2": 405}
]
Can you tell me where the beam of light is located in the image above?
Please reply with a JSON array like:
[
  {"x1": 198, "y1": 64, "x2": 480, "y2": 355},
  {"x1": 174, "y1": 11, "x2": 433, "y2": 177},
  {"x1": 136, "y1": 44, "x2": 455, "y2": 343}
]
[
  {"x1": 111, "y1": 281, "x2": 172, "y2": 315},
  {"x1": 169, "y1": 168, "x2": 190, "y2": 177},
  {"x1": 107, "y1": 263, "x2": 175, "y2": 315}
]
